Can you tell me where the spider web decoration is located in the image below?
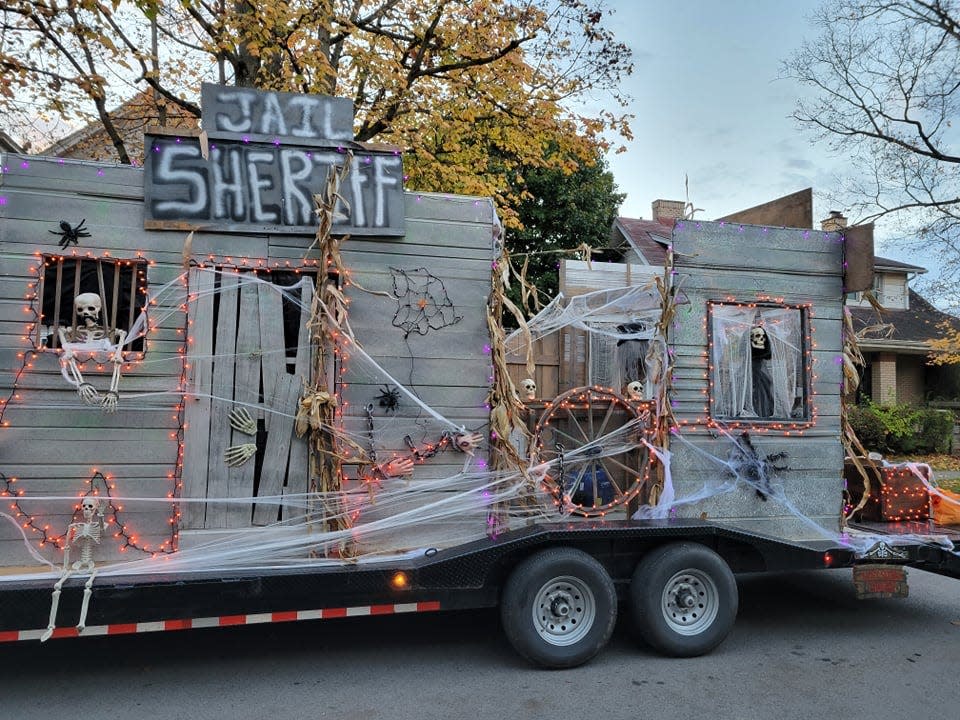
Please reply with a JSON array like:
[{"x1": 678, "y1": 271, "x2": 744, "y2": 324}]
[
  {"x1": 390, "y1": 267, "x2": 462, "y2": 337},
  {"x1": 726, "y1": 431, "x2": 789, "y2": 501}
]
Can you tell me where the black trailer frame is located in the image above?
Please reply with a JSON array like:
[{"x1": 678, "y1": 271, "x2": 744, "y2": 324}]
[{"x1": 3, "y1": 518, "x2": 955, "y2": 644}]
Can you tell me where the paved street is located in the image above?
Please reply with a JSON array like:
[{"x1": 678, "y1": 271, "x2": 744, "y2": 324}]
[{"x1": 2, "y1": 568, "x2": 957, "y2": 720}]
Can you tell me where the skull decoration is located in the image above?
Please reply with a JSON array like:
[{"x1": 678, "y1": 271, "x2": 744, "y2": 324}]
[
  {"x1": 74, "y1": 292, "x2": 102, "y2": 327},
  {"x1": 750, "y1": 326, "x2": 768, "y2": 351},
  {"x1": 625, "y1": 380, "x2": 644, "y2": 401},
  {"x1": 520, "y1": 378, "x2": 537, "y2": 401},
  {"x1": 80, "y1": 496, "x2": 100, "y2": 521}
]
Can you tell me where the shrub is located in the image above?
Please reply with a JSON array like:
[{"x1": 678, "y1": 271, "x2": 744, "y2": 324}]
[
  {"x1": 918, "y1": 409, "x2": 954, "y2": 454},
  {"x1": 848, "y1": 403, "x2": 888, "y2": 452},
  {"x1": 848, "y1": 401, "x2": 955, "y2": 454}
]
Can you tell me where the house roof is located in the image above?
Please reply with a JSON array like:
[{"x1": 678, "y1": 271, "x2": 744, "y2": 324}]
[
  {"x1": 0, "y1": 130, "x2": 23, "y2": 153},
  {"x1": 874, "y1": 255, "x2": 926, "y2": 274},
  {"x1": 611, "y1": 217, "x2": 673, "y2": 265},
  {"x1": 40, "y1": 88, "x2": 198, "y2": 161},
  {"x1": 851, "y1": 289, "x2": 960, "y2": 349}
]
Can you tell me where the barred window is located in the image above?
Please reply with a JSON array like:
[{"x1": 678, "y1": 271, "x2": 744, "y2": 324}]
[{"x1": 38, "y1": 256, "x2": 149, "y2": 352}]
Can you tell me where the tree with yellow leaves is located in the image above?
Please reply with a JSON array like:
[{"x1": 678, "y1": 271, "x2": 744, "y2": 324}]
[{"x1": 1, "y1": 0, "x2": 632, "y2": 225}]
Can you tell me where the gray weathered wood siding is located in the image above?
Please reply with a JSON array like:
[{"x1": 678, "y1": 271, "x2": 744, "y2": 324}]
[
  {"x1": 0, "y1": 154, "x2": 497, "y2": 566},
  {"x1": 668, "y1": 220, "x2": 845, "y2": 530},
  {"x1": 0, "y1": 155, "x2": 183, "y2": 565}
]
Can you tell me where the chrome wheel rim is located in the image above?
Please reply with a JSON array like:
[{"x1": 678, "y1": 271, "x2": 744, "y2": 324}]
[{"x1": 532, "y1": 575, "x2": 596, "y2": 646}]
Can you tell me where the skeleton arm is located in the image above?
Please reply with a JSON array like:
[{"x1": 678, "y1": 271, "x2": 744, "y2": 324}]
[
  {"x1": 102, "y1": 329, "x2": 127, "y2": 412},
  {"x1": 58, "y1": 328, "x2": 98, "y2": 404}
]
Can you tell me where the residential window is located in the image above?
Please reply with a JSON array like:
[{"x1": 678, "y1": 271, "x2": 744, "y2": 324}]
[
  {"x1": 38, "y1": 256, "x2": 148, "y2": 352},
  {"x1": 708, "y1": 303, "x2": 810, "y2": 422}
]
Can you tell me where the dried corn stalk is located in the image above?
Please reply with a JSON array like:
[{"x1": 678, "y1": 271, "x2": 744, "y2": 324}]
[
  {"x1": 486, "y1": 250, "x2": 534, "y2": 533},
  {"x1": 296, "y1": 154, "x2": 355, "y2": 551}
]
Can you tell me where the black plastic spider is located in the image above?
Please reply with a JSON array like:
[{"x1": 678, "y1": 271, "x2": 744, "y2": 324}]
[
  {"x1": 49, "y1": 219, "x2": 91, "y2": 249},
  {"x1": 375, "y1": 384, "x2": 401, "y2": 413},
  {"x1": 728, "y1": 431, "x2": 789, "y2": 501}
]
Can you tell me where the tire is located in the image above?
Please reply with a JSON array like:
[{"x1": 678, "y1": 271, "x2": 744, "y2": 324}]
[
  {"x1": 500, "y1": 547, "x2": 617, "y2": 668},
  {"x1": 630, "y1": 542, "x2": 738, "y2": 657}
]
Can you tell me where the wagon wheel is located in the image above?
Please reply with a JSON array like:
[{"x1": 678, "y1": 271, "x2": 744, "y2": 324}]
[{"x1": 532, "y1": 385, "x2": 655, "y2": 517}]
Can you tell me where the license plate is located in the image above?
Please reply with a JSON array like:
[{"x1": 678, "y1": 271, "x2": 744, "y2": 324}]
[{"x1": 853, "y1": 564, "x2": 909, "y2": 599}]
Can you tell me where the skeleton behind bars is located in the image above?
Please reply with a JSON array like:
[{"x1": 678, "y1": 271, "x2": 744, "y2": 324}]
[
  {"x1": 41, "y1": 496, "x2": 106, "y2": 641},
  {"x1": 58, "y1": 292, "x2": 127, "y2": 412}
]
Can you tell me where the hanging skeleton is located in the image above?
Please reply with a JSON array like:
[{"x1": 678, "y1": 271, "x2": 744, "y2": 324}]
[
  {"x1": 58, "y1": 292, "x2": 127, "y2": 412},
  {"x1": 41, "y1": 496, "x2": 106, "y2": 642}
]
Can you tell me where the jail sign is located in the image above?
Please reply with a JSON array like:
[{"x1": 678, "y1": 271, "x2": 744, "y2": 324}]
[{"x1": 143, "y1": 84, "x2": 405, "y2": 236}]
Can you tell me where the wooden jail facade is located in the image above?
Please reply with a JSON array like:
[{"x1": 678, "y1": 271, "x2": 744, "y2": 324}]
[{"x1": 0, "y1": 153, "x2": 498, "y2": 567}]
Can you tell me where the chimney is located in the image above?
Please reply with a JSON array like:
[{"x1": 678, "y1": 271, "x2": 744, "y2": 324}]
[
  {"x1": 821, "y1": 210, "x2": 848, "y2": 232},
  {"x1": 651, "y1": 199, "x2": 686, "y2": 223}
]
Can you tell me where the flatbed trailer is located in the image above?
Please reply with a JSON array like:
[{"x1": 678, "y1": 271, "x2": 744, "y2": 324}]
[
  {"x1": 2, "y1": 519, "x2": 956, "y2": 667},
  {"x1": 2, "y1": 84, "x2": 959, "y2": 668}
]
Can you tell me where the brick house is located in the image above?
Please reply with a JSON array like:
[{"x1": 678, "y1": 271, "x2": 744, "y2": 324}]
[
  {"x1": 40, "y1": 88, "x2": 198, "y2": 163},
  {"x1": 848, "y1": 257, "x2": 960, "y2": 405}
]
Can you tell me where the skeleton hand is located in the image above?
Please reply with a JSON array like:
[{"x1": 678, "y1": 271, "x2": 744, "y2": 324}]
[
  {"x1": 77, "y1": 382, "x2": 99, "y2": 405},
  {"x1": 454, "y1": 431, "x2": 484, "y2": 455},
  {"x1": 228, "y1": 407, "x2": 257, "y2": 435},
  {"x1": 224, "y1": 443, "x2": 257, "y2": 467},
  {"x1": 101, "y1": 390, "x2": 119, "y2": 413},
  {"x1": 381, "y1": 457, "x2": 414, "y2": 478}
]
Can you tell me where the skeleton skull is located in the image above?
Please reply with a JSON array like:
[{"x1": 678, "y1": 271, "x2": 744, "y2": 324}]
[
  {"x1": 80, "y1": 496, "x2": 100, "y2": 521},
  {"x1": 750, "y1": 326, "x2": 767, "y2": 350},
  {"x1": 625, "y1": 380, "x2": 644, "y2": 401},
  {"x1": 74, "y1": 293, "x2": 102, "y2": 327},
  {"x1": 520, "y1": 378, "x2": 537, "y2": 401}
]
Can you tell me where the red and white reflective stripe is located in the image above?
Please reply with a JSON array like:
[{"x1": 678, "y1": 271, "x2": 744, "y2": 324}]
[{"x1": 0, "y1": 600, "x2": 441, "y2": 643}]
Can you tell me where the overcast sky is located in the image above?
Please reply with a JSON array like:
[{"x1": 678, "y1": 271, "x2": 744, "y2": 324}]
[
  {"x1": 594, "y1": 0, "x2": 940, "y2": 274},
  {"x1": 600, "y1": 0, "x2": 843, "y2": 222}
]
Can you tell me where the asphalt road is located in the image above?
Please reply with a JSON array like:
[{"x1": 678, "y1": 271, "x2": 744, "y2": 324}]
[{"x1": 2, "y1": 568, "x2": 957, "y2": 720}]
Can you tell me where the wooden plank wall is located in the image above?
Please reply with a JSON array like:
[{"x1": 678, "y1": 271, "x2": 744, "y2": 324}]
[
  {"x1": 505, "y1": 334, "x2": 560, "y2": 401},
  {"x1": 335, "y1": 194, "x2": 498, "y2": 552},
  {"x1": 0, "y1": 155, "x2": 184, "y2": 566},
  {"x1": 0, "y1": 155, "x2": 498, "y2": 565},
  {"x1": 669, "y1": 220, "x2": 846, "y2": 533}
]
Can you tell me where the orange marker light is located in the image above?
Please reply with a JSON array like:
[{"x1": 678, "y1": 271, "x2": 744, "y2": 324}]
[{"x1": 390, "y1": 572, "x2": 410, "y2": 590}]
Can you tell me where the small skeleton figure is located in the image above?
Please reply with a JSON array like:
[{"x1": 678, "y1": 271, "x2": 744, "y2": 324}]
[
  {"x1": 624, "y1": 380, "x2": 644, "y2": 401},
  {"x1": 41, "y1": 496, "x2": 106, "y2": 642},
  {"x1": 520, "y1": 378, "x2": 537, "y2": 401},
  {"x1": 454, "y1": 431, "x2": 484, "y2": 455},
  {"x1": 58, "y1": 292, "x2": 127, "y2": 412}
]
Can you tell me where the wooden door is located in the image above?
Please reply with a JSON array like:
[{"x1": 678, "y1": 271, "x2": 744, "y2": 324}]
[{"x1": 181, "y1": 268, "x2": 314, "y2": 529}]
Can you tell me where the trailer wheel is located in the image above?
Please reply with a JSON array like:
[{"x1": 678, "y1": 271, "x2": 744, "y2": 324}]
[
  {"x1": 501, "y1": 548, "x2": 617, "y2": 668},
  {"x1": 630, "y1": 543, "x2": 738, "y2": 657}
]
